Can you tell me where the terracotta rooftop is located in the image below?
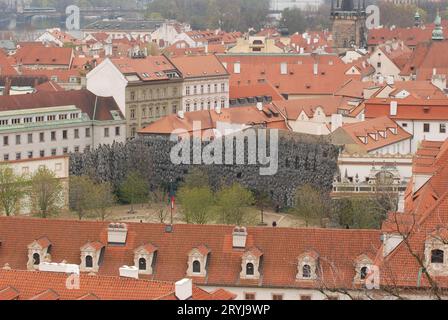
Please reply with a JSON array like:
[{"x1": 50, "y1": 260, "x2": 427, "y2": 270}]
[
  {"x1": 14, "y1": 46, "x2": 73, "y2": 67},
  {"x1": 170, "y1": 54, "x2": 228, "y2": 79}
]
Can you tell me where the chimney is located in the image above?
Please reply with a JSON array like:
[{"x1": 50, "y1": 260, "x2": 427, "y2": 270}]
[
  {"x1": 232, "y1": 226, "x2": 247, "y2": 248},
  {"x1": 39, "y1": 262, "x2": 80, "y2": 275},
  {"x1": 280, "y1": 62, "x2": 287, "y2": 75},
  {"x1": 386, "y1": 76, "x2": 394, "y2": 85},
  {"x1": 215, "y1": 105, "x2": 222, "y2": 114},
  {"x1": 256, "y1": 102, "x2": 263, "y2": 111},
  {"x1": 119, "y1": 265, "x2": 139, "y2": 279},
  {"x1": 175, "y1": 278, "x2": 193, "y2": 300},
  {"x1": 313, "y1": 62, "x2": 318, "y2": 75},
  {"x1": 433, "y1": 68, "x2": 437, "y2": 76},
  {"x1": 390, "y1": 101, "x2": 398, "y2": 116},
  {"x1": 107, "y1": 223, "x2": 128, "y2": 245},
  {"x1": 234, "y1": 62, "x2": 241, "y2": 74},
  {"x1": 177, "y1": 110, "x2": 185, "y2": 119}
]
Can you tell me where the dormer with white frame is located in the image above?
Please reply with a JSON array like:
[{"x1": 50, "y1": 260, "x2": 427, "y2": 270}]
[
  {"x1": 424, "y1": 229, "x2": 448, "y2": 276},
  {"x1": 27, "y1": 237, "x2": 52, "y2": 270},
  {"x1": 134, "y1": 243, "x2": 157, "y2": 275},
  {"x1": 353, "y1": 254, "x2": 374, "y2": 283},
  {"x1": 186, "y1": 245, "x2": 210, "y2": 277},
  {"x1": 80, "y1": 241, "x2": 104, "y2": 273},
  {"x1": 240, "y1": 247, "x2": 263, "y2": 280},
  {"x1": 296, "y1": 251, "x2": 319, "y2": 280}
]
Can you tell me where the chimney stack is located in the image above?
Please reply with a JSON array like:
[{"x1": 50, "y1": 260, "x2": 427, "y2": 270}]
[
  {"x1": 119, "y1": 265, "x2": 139, "y2": 279},
  {"x1": 232, "y1": 227, "x2": 247, "y2": 249},
  {"x1": 175, "y1": 278, "x2": 193, "y2": 300},
  {"x1": 390, "y1": 101, "x2": 398, "y2": 116},
  {"x1": 313, "y1": 63, "x2": 318, "y2": 75},
  {"x1": 107, "y1": 223, "x2": 128, "y2": 245},
  {"x1": 256, "y1": 102, "x2": 263, "y2": 111},
  {"x1": 215, "y1": 105, "x2": 222, "y2": 114},
  {"x1": 177, "y1": 110, "x2": 185, "y2": 119}
]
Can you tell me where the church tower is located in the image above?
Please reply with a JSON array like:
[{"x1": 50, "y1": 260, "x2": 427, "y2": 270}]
[{"x1": 331, "y1": 0, "x2": 367, "y2": 52}]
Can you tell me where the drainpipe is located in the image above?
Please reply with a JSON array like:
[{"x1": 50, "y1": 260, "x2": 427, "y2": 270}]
[{"x1": 92, "y1": 96, "x2": 98, "y2": 149}]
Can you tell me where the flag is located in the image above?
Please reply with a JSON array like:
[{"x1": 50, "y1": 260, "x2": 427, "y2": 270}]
[{"x1": 169, "y1": 181, "x2": 175, "y2": 210}]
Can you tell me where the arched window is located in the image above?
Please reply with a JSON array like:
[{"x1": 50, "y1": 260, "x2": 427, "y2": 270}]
[
  {"x1": 302, "y1": 264, "x2": 311, "y2": 278},
  {"x1": 246, "y1": 263, "x2": 254, "y2": 276},
  {"x1": 192, "y1": 260, "x2": 201, "y2": 273},
  {"x1": 33, "y1": 253, "x2": 40, "y2": 265},
  {"x1": 360, "y1": 266, "x2": 368, "y2": 280},
  {"x1": 431, "y1": 249, "x2": 444, "y2": 264},
  {"x1": 85, "y1": 255, "x2": 93, "y2": 268},
  {"x1": 138, "y1": 258, "x2": 147, "y2": 270}
]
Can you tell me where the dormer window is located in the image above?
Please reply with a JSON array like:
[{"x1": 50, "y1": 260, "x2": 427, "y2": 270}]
[
  {"x1": 85, "y1": 255, "x2": 93, "y2": 268},
  {"x1": 297, "y1": 252, "x2": 318, "y2": 280},
  {"x1": 240, "y1": 248, "x2": 263, "y2": 280},
  {"x1": 360, "y1": 266, "x2": 368, "y2": 280},
  {"x1": 246, "y1": 263, "x2": 254, "y2": 276},
  {"x1": 431, "y1": 249, "x2": 444, "y2": 264},
  {"x1": 33, "y1": 253, "x2": 40, "y2": 266},
  {"x1": 187, "y1": 245, "x2": 210, "y2": 277},
  {"x1": 134, "y1": 243, "x2": 157, "y2": 275},
  {"x1": 354, "y1": 254, "x2": 374, "y2": 284},
  {"x1": 27, "y1": 237, "x2": 52, "y2": 270}
]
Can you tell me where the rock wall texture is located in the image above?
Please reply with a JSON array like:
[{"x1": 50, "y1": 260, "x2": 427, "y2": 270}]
[{"x1": 70, "y1": 131, "x2": 339, "y2": 208}]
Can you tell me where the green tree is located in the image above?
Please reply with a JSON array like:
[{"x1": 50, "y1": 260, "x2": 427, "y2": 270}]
[
  {"x1": 119, "y1": 171, "x2": 149, "y2": 213},
  {"x1": 182, "y1": 168, "x2": 209, "y2": 189},
  {"x1": 29, "y1": 167, "x2": 64, "y2": 218},
  {"x1": 280, "y1": 8, "x2": 307, "y2": 34},
  {"x1": 91, "y1": 182, "x2": 116, "y2": 221},
  {"x1": 0, "y1": 165, "x2": 28, "y2": 216},
  {"x1": 294, "y1": 184, "x2": 330, "y2": 227},
  {"x1": 69, "y1": 175, "x2": 96, "y2": 220},
  {"x1": 216, "y1": 183, "x2": 254, "y2": 225},
  {"x1": 178, "y1": 186, "x2": 214, "y2": 224}
]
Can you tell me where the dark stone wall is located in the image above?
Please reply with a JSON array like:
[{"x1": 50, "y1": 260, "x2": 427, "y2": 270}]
[{"x1": 70, "y1": 131, "x2": 339, "y2": 209}]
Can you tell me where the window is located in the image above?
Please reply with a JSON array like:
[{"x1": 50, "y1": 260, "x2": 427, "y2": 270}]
[
  {"x1": 74, "y1": 129, "x2": 79, "y2": 139},
  {"x1": 302, "y1": 264, "x2": 312, "y2": 278},
  {"x1": 221, "y1": 99, "x2": 225, "y2": 108},
  {"x1": 39, "y1": 132, "x2": 44, "y2": 142},
  {"x1": 47, "y1": 115, "x2": 56, "y2": 121},
  {"x1": 440, "y1": 124, "x2": 446, "y2": 134},
  {"x1": 51, "y1": 131, "x2": 56, "y2": 141},
  {"x1": 104, "y1": 128, "x2": 110, "y2": 138},
  {"x1": 3, "y1": 154, "x2": 8, "y2": 161},
  {"x1": 59, "y1": 114, "x2": 67, "y2": 120},
  {"x1": 115, "y1": 127, "x2": 120, "y2": 136},
  {"x1": 207, "y1": 84, "x2": 211, "y2": 93},
  {"x1": 51, "y1": 149, "x2": 57, "y2": 156},
  {"x1": 192, "y1": 260, "x2": 201, "y2": 273},
  {"x1": 138, "y1": 258, "x2": 147, "y2": 270},
  {"x1": 193, "y1": 86, "x2": 197, "y2": 95},
  {"x1": 172, "y1": 104, "x2": 177, "y2": 114},
  {"x1": 62, "y1": 130, "x2": 68, "y2": 140},
  {"x1": 246, "y1": 263, "x2": 255, "y2": 276},
  {"x1": 200, "y1": 85, "x2": 204, "y2": 94},
  {"x1": 36, "y1": 116, "x2": 44, "y2": 122},
  {"x1": 15, "y1": 135, "x2": 21, "y2": 145},
  {"x1": 15, "y1": 152, "x2": 21, "y2": 160},
  {"x1": 424, "y1": 123, "x2": 430, "y2": 133},
  {"x1": 85, "y1": 255, "x2": 93, "y2": 268},
  {"x1": 40, "y1": 150, "x2": 45, "y2": 158},
  {"x1": 33, "y1": 253, "x2": 40, "y2": 265},
  {"x1": 70, "y1": 113, "x2": 79, "y2": 119},
  {"x1": 74, "y1": 146, "x2": 80, "y2": 153},
  {"x1": 431, "y1": 249, "x2": 444, "y2": 264},
  {"x1": 186, "y1": 86, "x2": 190, "y2": 95},
  {"x1": 272, "y1": 294, "x2": 283, "y2": 301},
  {"x1": 130, "y1": 91, "x2": 135, "y2": 101},
  {"x1": 245, "y1": 293, "x2": 256, "y2": 300},
  {"x1": 214, "y1": 84, "x2": 218, "y2": 92},
  {"x1": 131, "y1": 127, "x2": 136, "y2": 138},
  {"x1": 377, "y1": 62, "x2": 381, "y2": 68},
  {"x1": 24, "y1": 117, "x2": 33, "y2": 123},
  {"x1": 27, "y1": 151, "x2": 33, "y2": 159},
  {"x1": 3, "y1": 136, "x2": 8, "y2": 146},
  {"x1": 63, "y1": 147, "x2": 68, "y2": 154},
  {"x1": 85, "y1": 128, "x2": 91, "y2": 138},
  {"x1": 402, "y1": 123, "x2": 408, "y2": 128},
  {"x1": 130, "y1": 109, "x2": 136, "y2": 120},
  {"x1": 360, "y1": 266, "x2": 368, "y2": 280},
  {"x1": 12, "y1": 118, "x2": 20, "y2": 125},
  {"x1": 186, "y1": 103, "x2": 190, "y2": 112},
  {"x1": 221, "y1": 83, "x2": 225, "y2": 92}
]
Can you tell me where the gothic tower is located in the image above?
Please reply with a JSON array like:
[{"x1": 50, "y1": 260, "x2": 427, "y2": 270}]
[{"x1": 331, "y1": 0, "x2": 367, "y2": 52}]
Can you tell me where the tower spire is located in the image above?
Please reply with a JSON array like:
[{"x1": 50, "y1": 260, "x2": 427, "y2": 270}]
[{"x1": 432, "y1": 9, "x2": 444, "y2": 41}]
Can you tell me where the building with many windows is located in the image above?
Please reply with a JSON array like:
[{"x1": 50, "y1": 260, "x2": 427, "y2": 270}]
[{"x1": 0, "y1": 89, "x2": 126, "y2": 162}]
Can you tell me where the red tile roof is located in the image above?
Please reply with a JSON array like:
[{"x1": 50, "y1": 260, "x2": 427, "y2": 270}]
[
  {"x1": 0, "y1": 89, "x2": 123, "y2": 121},
  {"x1": 170, "y1": 54, "x2": 228, "y2": 79},
  {"x1": 0, "y1": 217, "x2": 382, "y2": 290},
  {"x1": 230, "y1": 82, "x2": 284, "y2": 101},
  {"x1": 14, "y1": 46, "x2": 73, "y2": 67},
  {"x1": 336, "y1": 116, "x2": 412, "y2": 152},
  {"x1": 110, "y1": 56, "x2": 177, "y2": 82},
  {"x1": 0, "y1": 269, "x2": 230, "y2": 300},
  {"x1": 364, "y1": 97, "x2": 448, "y2": 120}
]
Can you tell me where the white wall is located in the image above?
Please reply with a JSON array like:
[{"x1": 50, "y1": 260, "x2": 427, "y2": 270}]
[
  {"x1": 396, "y1": 120, "x2": 448, "y2": 153},
  {"x1": 181, "y1": 78, "x2": 229, "y2": 112}
]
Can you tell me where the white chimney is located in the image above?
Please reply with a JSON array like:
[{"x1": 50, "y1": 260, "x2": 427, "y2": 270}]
[
  {"x1": 280, "y1": 62, "x2": 287, "y2": 75},
  {"x1": 390, "y1": 101, "x2": 398, "y2": 116},
  {"x1": 177, "y1": 110, "x2": 185, "y2": 119},
  {"x1": 119, "y1": 266, "x2": 139, "y2": 279},
  {"x1": 234, "y1": 62, "x2": 241, "y2": 74},
  {"x1": 313, "y1": 63, "x2": 318, "y2": 75},
  {"x1": 433, "y1": 68, "x2": 437, "y2": 76},
  {"x1": 232, "y1": 226, "x2": 247, "y2": 248},
  {"x1": 175, "y1": 278, "x2": 193, "y2": 300},
  {"x1": 39, "y1": 262, "x2": 80, "y2": 275},
  {"x1": 256, "y1": 102, "x2": 263, "y2": 111},
  {"x1": 215, "y1": 106, "x2": 222, "y2": 114},
  {"x1": 107, "y1": 223, "x2": 128, "y2": 245}
]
